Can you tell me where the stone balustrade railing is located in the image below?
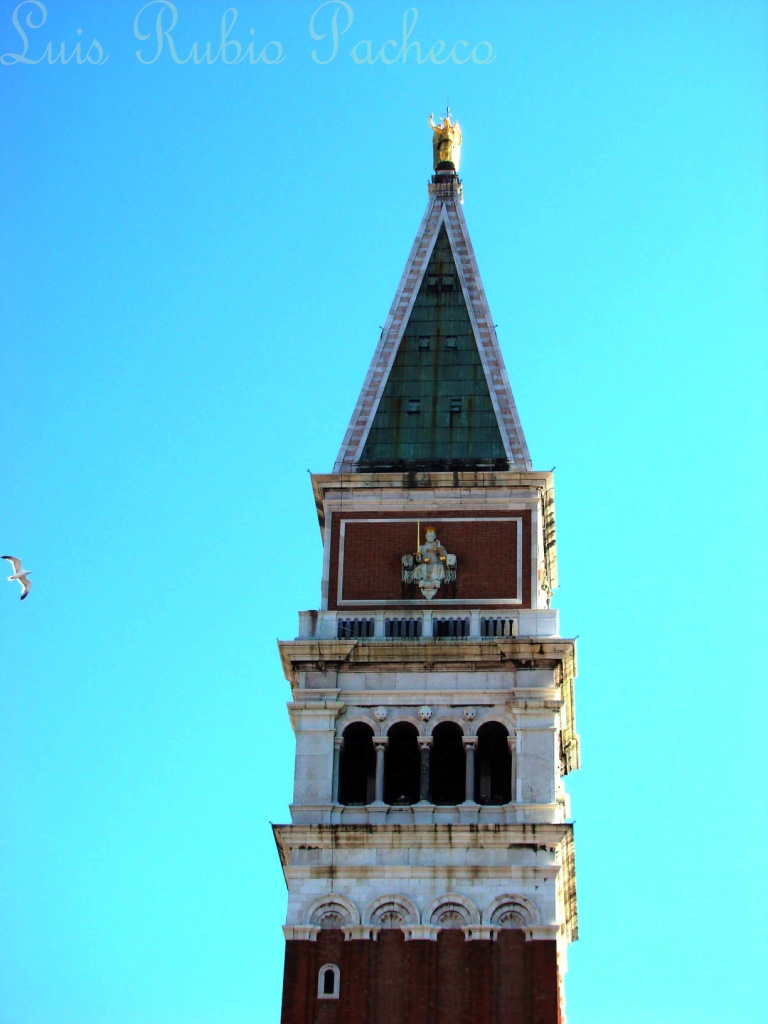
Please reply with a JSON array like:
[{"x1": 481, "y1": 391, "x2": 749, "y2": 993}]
[{"x1": 297, "y1": 608, "x2": 559, "y2": 641}]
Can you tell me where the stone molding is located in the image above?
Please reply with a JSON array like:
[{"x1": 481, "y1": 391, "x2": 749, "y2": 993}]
[
  {"x1": 303, "y1": 893, "x2": 360, "y2": 928},
  {"x1": 403, "y1": 925, "x2": 439, "y2": 941},
  {"x1": 278, "y1": 822, "x2": 571, "y2": 852},
  {"x1": 343, "y1": 925, "x2": 380, "y2": 941},
  {"x1": 336, "y1": 711, "x2": 522, "y2": 741},
  {"x1": 524, "y1": 925, "x2": 560, "y2": 942},
  {"x1": 285, "y1": 888, "x2": 561, "y2": 943},
  {"x1": 462, "y1": 925, "x2": 500, "y2": 941},
  {"x1": 283, "y1": 925, "x2": 320, "y2": 941},
  {"x1": 279, "y1": 637, "x2": 576, "y2": 687},
  {"x1": 281, "y1": 922, "x2": 558, "y2": 943},
  {"x1": 424, "y1": 893, "x2": 481, "y2": 928},
  {"x1": 483, "y1": 893, "x2": 540, "y2": 927},
  {"x1": 364, "y1": 894, "x2": 420, "y2": 928}
]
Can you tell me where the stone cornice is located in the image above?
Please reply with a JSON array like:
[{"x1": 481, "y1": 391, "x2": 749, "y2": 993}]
[
  {"x1": 316, "y1": 690, "x2": 560, "y2": 706},
  {"x1": 312, "y1": 470, "x2": 554, "y2": 531},
  {"x1": 278, "y1": 637, "x2": 576, "y2": 687},
  {"x1": 273, "y1": 822, "x2": 572, "y2": 863}
]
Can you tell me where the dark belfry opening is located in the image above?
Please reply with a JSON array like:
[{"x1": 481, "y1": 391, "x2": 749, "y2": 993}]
[
  {"x1": 475, "y1": 722, "x2": 512, "y2": 804},
  {"x1": 384, "y1": 723, "x2": 420, "y2": 805},
  {"x1": 338, "y1": 723, "x2": 375, "y2": 805},
  {"x1": 322, "y1": 969, "x2": 335, "y2": 996},
  {"x1": 429, "y1": 722, "x2": 466, "y2": 805}
]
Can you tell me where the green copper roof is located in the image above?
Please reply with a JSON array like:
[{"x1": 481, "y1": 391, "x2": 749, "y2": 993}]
[{"x1": 359, "y1": 226, "x2": 507, "y2": 470}]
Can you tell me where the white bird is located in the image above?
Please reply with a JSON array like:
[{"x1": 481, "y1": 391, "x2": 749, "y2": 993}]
[{"x1": 3, "y1": 555, "x2": 31, "y2": 600}]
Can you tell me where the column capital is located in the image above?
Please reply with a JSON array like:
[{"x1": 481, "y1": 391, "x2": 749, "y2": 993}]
[
  {"x1": 462, "y1": 736, "x2": 479, "y2": 750},
  {"x1": 372, "y1": 736, "x2": 389, "y2": 750},
  {"x1": 417, "y1": 736, "x2": 433, "y2": 749}
]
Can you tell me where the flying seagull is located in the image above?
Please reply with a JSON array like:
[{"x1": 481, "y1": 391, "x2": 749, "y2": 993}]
[{"x1": 3, "y1": 555, "x2": 31, "y2": 600}]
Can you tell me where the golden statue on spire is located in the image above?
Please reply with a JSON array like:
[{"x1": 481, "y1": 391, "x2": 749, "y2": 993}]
[{"x1": 429, "y1": 110, "x2": 462, "y2": 172}]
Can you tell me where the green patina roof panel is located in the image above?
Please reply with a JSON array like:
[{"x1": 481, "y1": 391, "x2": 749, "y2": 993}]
[{"x1": 360, "y1": 226, "x2": 507, "y2": 469}]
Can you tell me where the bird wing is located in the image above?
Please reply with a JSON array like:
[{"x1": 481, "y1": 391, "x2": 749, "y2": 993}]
[
  {"x1": 2, "y1": 555, "x2": 22, "y2": 574},
  {"x1": 19, "y1": 576, "x2": 31, "y2": 600}
]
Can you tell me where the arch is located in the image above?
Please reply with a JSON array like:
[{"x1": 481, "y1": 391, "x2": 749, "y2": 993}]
[
  {"x1": 425, "y1": 713, "x2": 467, "y2": 736},
  {"x1": 339, "y1": 722, "x2": 376, "y2": 805},
  {"x1": 468, "y1": 712, "x2": 516, "y2": 737},
  {"x1": 384, "y1": 714, "x2": 425, "y2": 735},
  {"x1": 475, "y1": 721, "x2": 512, "y2": 804},
  {"x1": 483, "y1": 894, "x2": 540, "y2": 928},
  {"x1": 337, "y1": 713, "x2": 381, "y2": 736},
  {"x1": 317, "y1": 963, "x2": 340, "y2": 1000},
  {"x1": 364, "y1": 894, "x2": 420, "y2": 928},
  {"x1": 384, "y1": 721, "x2": 420, "y2": 805},
  {"x1": 303, "y1": 894, "x2": 360, "y2": 929},
  {"x1": 425, "y1": 893, "x2": 480, "y2": 929},
  {"x1": 429, "y1": 721, "x2": 465, "y2": 804}
]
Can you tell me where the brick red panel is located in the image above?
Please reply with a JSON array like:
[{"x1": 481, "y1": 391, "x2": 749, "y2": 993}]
[
  {"x1": 328, "y1": 510, "x2": 531, "y2": 610},
  {"x1": 280, "y1": 930, "x2": 560, "y2": 1024}
]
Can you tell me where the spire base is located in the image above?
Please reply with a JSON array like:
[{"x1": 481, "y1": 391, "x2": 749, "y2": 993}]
[{"x1": 428, "y1": 170, "x2": 464, "y2": 204}]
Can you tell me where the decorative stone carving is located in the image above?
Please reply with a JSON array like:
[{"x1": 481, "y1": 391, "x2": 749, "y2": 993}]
[
  {"x1": 314, "y1": 908, "x2": 347, "y2": 929},
  {"x1": 305, "y1": 895, "x2": 359, "y2": 930},
  {"x1": 433, "y1": 906, "x2": 467, "y2": 928},
  {"x1": 493, "y1": 908, "x2": 527, "y2": 927},
  {"x1": 483, "y1": 894, "x2": 539, "y2": 929},
  {"x1": 373, "y1": 706, "x2": 388, "y2": 722},
  {"x1": 365, "y1": 895, "x2": 419, "y2": 930},
  {"x1": 464, "y1": 707, "x2": 477, "y2": 722},
  {"x1": 425, "y1": 894, "x2": 480, "y2": 930},
  {"x1": 402, "y1": 526, "x2": 457, "y2": 600},
  {"x1": 417, "y1": 705, "x2": 433, "y2": 722}
]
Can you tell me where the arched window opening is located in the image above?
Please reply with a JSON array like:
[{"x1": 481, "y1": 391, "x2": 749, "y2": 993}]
[
  {"x1": 317, "y1": 964, "x2": 340, "y2": 1000},
  {"x1": 338, "y1": 723, "x2": 375, "y2": 805},
  {"x1": 475, "y1": 722, "x2": 512, "y2": 804},
  {"x1": 384, "y1": 722, "x2": 420, "y2": 805},
  {"x1": 429, "y1": 722, "x2": 465, "y2": 805}
]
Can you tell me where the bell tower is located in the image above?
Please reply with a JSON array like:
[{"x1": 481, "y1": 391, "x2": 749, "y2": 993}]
[{"x1": 274, "y1": 115, "x2": 580, "y2": 1024}]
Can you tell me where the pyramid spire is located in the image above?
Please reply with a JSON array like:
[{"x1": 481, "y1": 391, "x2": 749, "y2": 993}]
[{"x1": 334, "y1": 115, "x2": 531, "y2": 473}]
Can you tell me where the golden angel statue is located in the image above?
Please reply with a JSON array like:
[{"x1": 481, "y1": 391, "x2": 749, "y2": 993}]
[{"x1": 429, "y1": 112, "x2": 462, "y2": 172}]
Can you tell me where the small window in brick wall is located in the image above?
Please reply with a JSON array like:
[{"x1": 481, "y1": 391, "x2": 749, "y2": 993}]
[
  {"x1": 418, "y1": 335, "x2": 431, "y2": 350},
  {"x1": 318, "y1": 964, "x2": 340, "y2": 1000},
  {"x1": 445, "y1": 336, "x2": 458, "y2": 350},
  {"x1": 407, "y1": 398, "x2": 421, "y2": 414}
]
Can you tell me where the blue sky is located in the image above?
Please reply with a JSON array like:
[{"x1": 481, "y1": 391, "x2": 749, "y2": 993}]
[{"x1": 1, "y1": 2, "x2": 767, "y2": 1021}]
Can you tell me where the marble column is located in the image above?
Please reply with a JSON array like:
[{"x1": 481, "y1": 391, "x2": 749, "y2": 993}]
[
  {"x1": 463, "y1": 736, "x2": 478, "y2": 804},
  {"x1": 372, "y1": 737, "x2": 388, "y2": 804},
  {"x1": 508, "y1": 734, "x2": 518, "y2": 803},
  {"x1": 417, "y1": 736, "x2": 433, "y2": 803}
]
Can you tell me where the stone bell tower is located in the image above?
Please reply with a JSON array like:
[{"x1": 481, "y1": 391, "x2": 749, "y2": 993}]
[{"x1": 274, "y1": 114, "x2": 580, "y2": 1024}]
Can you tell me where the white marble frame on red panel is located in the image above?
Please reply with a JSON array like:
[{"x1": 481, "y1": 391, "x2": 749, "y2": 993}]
[{"x1": 336, "y1": 516, "x2": 524, "y2": 607}]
